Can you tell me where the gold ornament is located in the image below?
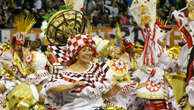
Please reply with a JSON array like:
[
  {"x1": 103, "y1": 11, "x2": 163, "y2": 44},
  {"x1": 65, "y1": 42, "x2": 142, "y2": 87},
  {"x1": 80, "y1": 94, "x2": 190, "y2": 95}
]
[
  {"x1": 113, "y1": 73, "x2": 131, "y2": 85},
  {"x1": 140, "y1": 16, "x2": 152, "y2": 26},
  {"x1": 167, "y1": 46, "x2": 181, "y2": 60},
  {"x1": 6, "y1": 83, "x2": 38, "y2": 110},
  {"x1": 140, "y1": 5, "x2": 149, "y2": 14},
  {"x1": 106, "y1": 106, "x2": 126, "y2": 110},
  {"x1": 1, "y1": 43, "x2": 11, "y2": 52}
]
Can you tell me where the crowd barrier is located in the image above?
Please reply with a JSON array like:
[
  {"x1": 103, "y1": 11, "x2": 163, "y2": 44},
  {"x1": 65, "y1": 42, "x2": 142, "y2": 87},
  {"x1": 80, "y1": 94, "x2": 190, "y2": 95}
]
[{"x1": 0, "y1": 25, "x2": 183, "y2": 47}]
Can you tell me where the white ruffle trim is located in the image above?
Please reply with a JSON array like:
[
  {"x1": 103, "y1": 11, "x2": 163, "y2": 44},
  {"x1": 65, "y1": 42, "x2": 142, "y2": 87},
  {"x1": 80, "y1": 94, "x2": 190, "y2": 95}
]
[
  {"x1": 0, "y1": 80, "x2": 15, "y2": 92},
  {"x1": 26, "y1": 70, "x2": 50, "y2": 85},
  {"x1": 79, "y1": 82, "x2": 107, "y2": 99},
  {"x1": 186, "y1": 77, "x2": 194, "y2": 106}
]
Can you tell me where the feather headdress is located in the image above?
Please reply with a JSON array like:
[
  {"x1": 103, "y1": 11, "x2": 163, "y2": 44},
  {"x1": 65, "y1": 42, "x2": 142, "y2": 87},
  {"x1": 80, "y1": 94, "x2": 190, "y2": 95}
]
[{"x1": 14, "y1": 14, "x2": 36, "y2": 45}]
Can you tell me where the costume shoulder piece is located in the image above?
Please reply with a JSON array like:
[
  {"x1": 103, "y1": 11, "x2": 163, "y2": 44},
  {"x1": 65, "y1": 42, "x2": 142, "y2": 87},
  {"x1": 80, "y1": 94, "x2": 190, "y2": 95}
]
[{"x1": 109, "y1": 59, "x2": 128, "y2": 75}]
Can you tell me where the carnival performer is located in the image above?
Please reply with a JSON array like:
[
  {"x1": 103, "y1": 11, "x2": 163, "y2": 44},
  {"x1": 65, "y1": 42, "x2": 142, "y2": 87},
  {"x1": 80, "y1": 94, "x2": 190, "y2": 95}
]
[
  {"x1": 172, "y1": 0, "x2": 194, "y2": 109},
  {"x1": 0, "y1": 14, "x2": 47, "y2": 110},
  {"x1": 92, "y1": 35, "x2": 138, "y2": 110},
  {"x1": 182, "y1": 46, "x2": 194, "y2": 109},
  {"x1": 24, "y1": 39, "x2": 52, "y2": 105},
  {"x1": 41, "y1": 34, "x2": 111, "y2": 110},
  {"x1": 129, "y1": 0, "x2": 178, "y2": 109}
]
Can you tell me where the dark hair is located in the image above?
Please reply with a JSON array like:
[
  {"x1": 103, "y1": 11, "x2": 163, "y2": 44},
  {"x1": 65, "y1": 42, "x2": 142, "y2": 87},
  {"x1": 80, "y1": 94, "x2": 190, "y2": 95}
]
[
  {"x1": 40, "y1": 45, "x2": 47, "y2": 52},
  {"x1": 186, "y1": 46, "x2": 194, "y2": 79}
]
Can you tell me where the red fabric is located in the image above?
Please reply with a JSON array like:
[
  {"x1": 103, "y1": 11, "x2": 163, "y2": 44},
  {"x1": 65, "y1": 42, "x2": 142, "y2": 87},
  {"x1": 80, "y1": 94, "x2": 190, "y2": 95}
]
[
  {"x1": 144, "y1": 102, "x2": 173, "y2": 110},
  {"x1": 176, "y1": 13, "x2": 193, "y2": 49},
  {"x1": 155, "y1": 19, "x2": 172, "y2": 31},
  {"x1": 48, "y1": 54, "x2": 56, "y2": 63},
  {"x1": 15, "y1": 40, "x2": 23, "y2": 45},
  {"x1": 64, "y1": 34, "x2": 98, "y2": 64}
]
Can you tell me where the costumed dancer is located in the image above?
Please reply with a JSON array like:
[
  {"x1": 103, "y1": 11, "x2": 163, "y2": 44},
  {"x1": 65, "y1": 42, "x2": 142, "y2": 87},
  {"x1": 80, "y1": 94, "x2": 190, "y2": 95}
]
[
  {"x1": 93, "y1": 29, "x2": 142, "y2": 109},
  {"x1": 41, "y1": 34, "x2": 111, "y2": 110},
  {"x1": 25, "y1": 40, "x2": 52, "y2": 104},
  {"x1": 3, "y1": 14, "x2": 45, "y2": 110},
  {"x1": 93, "y1": 35, "x2": 137, "y2": 110},
  {"x1": 39, "y1": 0, "x2": 87, "y2": 74},
  {"x1": 172, "y1": 0, "x2": 194, "y2": 109},
  {"x1": 129, "y1": 0, "x2": 178, "y2": 109}
]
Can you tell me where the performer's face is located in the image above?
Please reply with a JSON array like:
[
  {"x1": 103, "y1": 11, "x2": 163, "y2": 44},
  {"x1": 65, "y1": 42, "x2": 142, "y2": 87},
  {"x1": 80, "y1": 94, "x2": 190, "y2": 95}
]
[
  {"x1": 31, "y1": 41, "x2": 37, "y2": 49},
  {"x1": 76, "y1": 47, "x2": 93, "y2": 64},
  {"x1": 14, "y1": 44, "x2": 22, "y2": 52}
]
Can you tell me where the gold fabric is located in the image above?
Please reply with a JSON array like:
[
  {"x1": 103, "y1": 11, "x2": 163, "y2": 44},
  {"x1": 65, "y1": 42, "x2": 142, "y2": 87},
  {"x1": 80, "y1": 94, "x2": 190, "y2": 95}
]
[
  {"x1": 136, "y1": 92, "x2": 166, "y2": 100},
  {"x1": 167, "y1": 46, "x2": 181, "y2": 60},
  {"x1": 184, "y1": 102, "x2": 194, "y2": 110},
  {"x1": 164, "y1": 71, "x2": 186, "y2": 104},
  {"x1": 6, "y1": 83, "x2": 38, "y2": 110},
  {"x1": 13, "y1": 52, "x2": 34, "y2": 77},
  {"x1": 106, "y1": 106, "x2": 126, "y2": 110},
  {"x1": 113, "y1": 73, "x2": 131, "y2": 85}
]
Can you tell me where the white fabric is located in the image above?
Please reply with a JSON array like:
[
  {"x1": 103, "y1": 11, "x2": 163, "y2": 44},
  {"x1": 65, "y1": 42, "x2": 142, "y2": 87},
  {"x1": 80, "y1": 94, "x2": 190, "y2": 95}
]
[
  {"x1": 26, "y1": 51, "x2": 50, "y2": 85},
  {"x1": 129, "y1": 0, "x2": 156, "y2": 27},
  {"x1": 30, "y1": 84, "x2": 39, "y2": 101},
  {"x1": 73, "y1": 0, "x2": 85, "y2": 12},
  {"x1": 93, "y1": 36, "x2": 109, "y2": 53},
  {"x1": 0, "y1": 50, "x2": 13, "y2": 67},
  {"x1": 41, "y1": 63, "x2": 109, "y2": 110},
  {"x1": 104, "y1": 59, "x2": 137, "y2": 109},
  {"x1": 0, "y1": 79, "x2": 15, "y2": 93},
  {"x1": 177, "y1": 44, "x2": 191, "y2": 72},
  {"x1": 186, "y1": 77, "x2": 194, "y2": 107},
  {"x1": 33, "y1": 52, "x2": 47, "y2": 70}
]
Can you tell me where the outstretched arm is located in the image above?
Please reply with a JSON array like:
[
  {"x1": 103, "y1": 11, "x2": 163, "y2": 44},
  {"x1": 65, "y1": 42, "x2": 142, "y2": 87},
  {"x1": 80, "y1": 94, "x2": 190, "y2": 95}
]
[{"x1": 47, "y1": 81, "x2": 85, "y2": 94}]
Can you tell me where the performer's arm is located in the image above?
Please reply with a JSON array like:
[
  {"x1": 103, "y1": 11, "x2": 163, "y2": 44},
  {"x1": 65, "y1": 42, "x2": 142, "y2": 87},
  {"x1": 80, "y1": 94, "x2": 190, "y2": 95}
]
[{"x1": 47, "y1": 81, "x2": 85, "y2": 94}]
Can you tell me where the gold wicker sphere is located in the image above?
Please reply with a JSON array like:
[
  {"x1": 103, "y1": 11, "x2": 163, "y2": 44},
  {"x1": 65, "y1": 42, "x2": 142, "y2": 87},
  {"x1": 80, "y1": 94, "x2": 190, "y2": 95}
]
[{"x1": 46, "y1": 9, "x2": 86, "y2": 45}]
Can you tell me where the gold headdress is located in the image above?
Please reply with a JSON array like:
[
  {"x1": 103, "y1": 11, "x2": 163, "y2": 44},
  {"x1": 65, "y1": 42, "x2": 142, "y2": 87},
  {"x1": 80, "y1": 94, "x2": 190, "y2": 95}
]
[
  {"x1": 14, "y1": 14, "x2": 36, "y2": 34},
  {"x1": 14, "y1": 14, "x2": 36, "y2": 45},
  {"x1": 42, "y1": 0, "x2": 86, "y2": 45}
]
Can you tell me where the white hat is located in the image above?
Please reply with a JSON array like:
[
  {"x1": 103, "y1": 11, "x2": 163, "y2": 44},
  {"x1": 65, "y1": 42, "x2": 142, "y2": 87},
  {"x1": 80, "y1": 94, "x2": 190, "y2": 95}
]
[
  {"x1": 93, "y1": 35, "x2": 109, "y2": 53},
  {"x1": 129, "y1": 0, "x2": 156, "y2": 27}
]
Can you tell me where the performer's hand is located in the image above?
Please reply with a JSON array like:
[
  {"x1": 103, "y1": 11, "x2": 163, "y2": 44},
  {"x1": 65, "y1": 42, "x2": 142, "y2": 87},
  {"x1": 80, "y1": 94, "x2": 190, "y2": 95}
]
[
  {"x1": 48, "y1": 82, "x2": 85, "y2": 94},
  {"x1": 0, "y1": 83, "x2": 5, "y2": 92},
  {"x1": 103, "y1": 85, "x2": 121, "y2": 99},
  {"x1": 73, "y1": 81, "x2": 85, "y2": 89}
]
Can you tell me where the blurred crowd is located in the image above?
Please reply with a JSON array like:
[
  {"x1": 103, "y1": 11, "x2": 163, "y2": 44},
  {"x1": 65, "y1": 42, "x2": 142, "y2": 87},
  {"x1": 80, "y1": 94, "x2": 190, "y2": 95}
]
[
  {"x1": 0, "y1": 0, "x2": 187, "y2": 29},
  {"x1": 0, "y1": 0, "x2": 65, "y2": 28}
]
